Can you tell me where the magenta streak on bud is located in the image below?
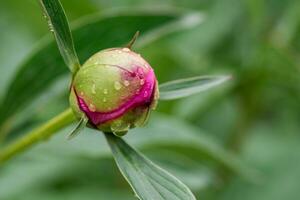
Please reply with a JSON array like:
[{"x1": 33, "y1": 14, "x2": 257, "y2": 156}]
[{"x1": 74, "y1": 68, "x2": 156, "y2": 126}]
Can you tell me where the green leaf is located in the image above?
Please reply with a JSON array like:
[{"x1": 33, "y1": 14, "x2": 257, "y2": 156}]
[
  {"x1": 0, "y1": 111, "x2": 258, "y2": 199},
  {"x1": 0, "y1": 10, "x2": 204, "y2": 132},
  {"x1": 67, "y1": 115, "x2": 88, "y2": 140},
  {"x1": 105, "y1": 133, "x2": 196, "y2": 200},
  {"x1": 159, "y1": 75, "x2": 231, "y2": 100},
  {"x1": 0, "y1": 146, "x2": 209, "y2": 199},
  {"x1": 39, "y1": 0, "x2": 80, "y2": 73},
  {"x1": 126, "y1": 31, "x2": 140, "y2": 49},
  {"x1": 27, "y1": 112, "x2": 257, "y2": 181}
]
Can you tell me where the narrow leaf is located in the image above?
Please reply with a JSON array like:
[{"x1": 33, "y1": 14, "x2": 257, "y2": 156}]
[
  {"x1": 126, "y1": 31, "x2": 140, "y2": 49},
  {"x1": 159, "y1": 75, "x2": 231, "y2": 100},
  {"x1": 40, "y1": 0, "x2": 80, "y2": 73},
  {"x1": 105, "y1": 133, "x2": 196, "y2": 200},
  {"x1": 67, "y1": 116, "x2": 88, "y2": 140}
]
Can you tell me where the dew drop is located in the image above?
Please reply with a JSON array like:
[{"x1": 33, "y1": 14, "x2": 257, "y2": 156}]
[
  {"x1": 138, "y1": 68, "x2": 145, "y2": 78},
  {"x1": 137, "y1": 67, "x2": 143, "y2": 73},
  {"x1": 89, "y1": 103, "x2": 96, "y2": 112},
  {"x1": 114, "y1": 81, "x2": 122, "y2": 90},
  {"x1": 140, "y1": 79, "x2": 145, "y2": 85},
  {"x1": 122, "y1": 48, "x2": 130, "y2": 52},
  {"x1": 92, "y1": 84, "x2": 96, "y2": 94},
  {"x1": 144, "y1": 91, "x2": 148, "y2": 97},
  {"x1": 103, "y1": 89, "x2": 108, "y2": 94},
  {"x1": 111, "y1": 121, "x2": 130, "y2": 135},
  {"x1": 123, "y1": 80, "x2": 130, "y2": 87},
  {"x1": 47, "y1": 22, "x2": 53, "y2": 31},
  {"x1": 102, "y1": 98, "x2": 107, "y2": 102}
]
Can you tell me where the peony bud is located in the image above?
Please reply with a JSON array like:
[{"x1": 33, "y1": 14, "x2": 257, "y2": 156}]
[{"x1": 69, "y1": 48, "x2": 159, "y2": 136}]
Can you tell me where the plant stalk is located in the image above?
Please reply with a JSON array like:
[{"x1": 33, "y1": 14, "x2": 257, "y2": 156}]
[{"x1": 0, "y1": 108, "x2": 76, "y2": 164}]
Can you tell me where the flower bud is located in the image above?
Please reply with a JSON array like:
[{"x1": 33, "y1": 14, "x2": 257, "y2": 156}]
[{"x1": 69, "y1": 48, "x2": 159, "y2": 136}]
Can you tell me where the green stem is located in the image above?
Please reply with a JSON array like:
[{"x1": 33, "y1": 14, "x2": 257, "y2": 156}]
[{"x1": 0, "y1": 108, "x2": 76, "y2": 164}]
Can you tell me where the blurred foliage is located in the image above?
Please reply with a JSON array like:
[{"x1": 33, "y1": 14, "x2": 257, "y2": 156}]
[{"x1": 0, "y1": 0, "x2": 300, "y2": 199}]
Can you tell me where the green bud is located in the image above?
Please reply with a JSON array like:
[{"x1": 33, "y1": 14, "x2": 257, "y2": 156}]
[{"x1": 69, "y1": 48, "x2": 159, "y2": 136}]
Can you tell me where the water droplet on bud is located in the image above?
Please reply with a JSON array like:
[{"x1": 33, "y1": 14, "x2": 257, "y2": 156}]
[
  {"x1": 137, "y1": 67, "x2": 144, "y2": 78},
  {"x1": 122, "y1": 48, "x2": 130, "y2": 52},
  {"x1": 102, "y1": 98, "x2": 107, "y2": 102},
  {"x1": 89, "y1": 103, "x2": 96, "y2": 112},
  {"x1": 140, "y1": 79, "x2": 145, "y2": 85},
  {"x1": 111, "y1": 120, "x2": 130, "y2": 136},
  {"x1": 123, "y1": 80, "x2": 130, "y2": 87},
  {"x1": 144, "y1": 91, "x2": 148, "y2": 97},
  {"x1": 103, "y1": 89, "x2": 108, "y2": 94},
  {"x1": 48, "y1": 22, "x2": 54, "y2": 32},
  {"x1": 92, "y1": 84, "x2": 96, "y2": 94},
  {"x1": 114, "y1": 81, "x2": 122, "y2": 90}
]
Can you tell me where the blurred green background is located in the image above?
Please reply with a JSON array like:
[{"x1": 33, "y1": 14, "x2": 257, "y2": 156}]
[{"x1": 0, "y1": 0, "x2": 300, "y2": 199}]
